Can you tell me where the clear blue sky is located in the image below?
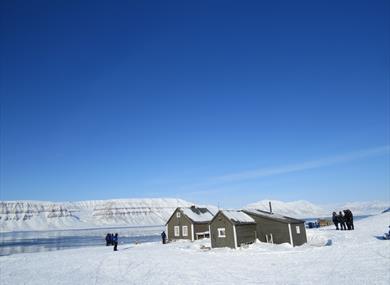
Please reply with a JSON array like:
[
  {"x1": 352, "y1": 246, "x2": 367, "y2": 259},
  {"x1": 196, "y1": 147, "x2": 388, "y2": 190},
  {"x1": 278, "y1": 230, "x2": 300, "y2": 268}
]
[{"x1": 1, "y1": 0, "x2": 389, "y2": 207}]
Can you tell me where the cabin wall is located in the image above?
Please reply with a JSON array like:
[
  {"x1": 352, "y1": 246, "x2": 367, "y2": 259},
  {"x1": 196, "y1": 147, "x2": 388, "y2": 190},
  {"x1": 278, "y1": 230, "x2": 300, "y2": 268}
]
[
  {"x1": 194, "y1": 223, "x2": 209, "y2": 239},
  {"x1": 167, "y1": 209, "x2": 193, "y2": 241},
  {"x1": 290, "y1": 222, "x2": 307, "y2": 246},
  {"x1": 210, "y1": 212, "x2": 235, "y2": 248},
  {"x1": 235, "y1": 224, "x2": 257, "y2": 246},
  {"x1": 249, "y1": 215, "x2": 291, "y2": 244}
]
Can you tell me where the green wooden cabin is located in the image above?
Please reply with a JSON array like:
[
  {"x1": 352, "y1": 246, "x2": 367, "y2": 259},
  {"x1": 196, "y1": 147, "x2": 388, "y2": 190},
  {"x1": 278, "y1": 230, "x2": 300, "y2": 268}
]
[
  {"x1": 243, "y1": 209, "x2": 307, "y2": 246},
  {"x1": 166, "y1": 206, "x2": 214, "y2": 242},
  {"x1": 210, "y1": 210, "x2": 257, "y2": 249}
]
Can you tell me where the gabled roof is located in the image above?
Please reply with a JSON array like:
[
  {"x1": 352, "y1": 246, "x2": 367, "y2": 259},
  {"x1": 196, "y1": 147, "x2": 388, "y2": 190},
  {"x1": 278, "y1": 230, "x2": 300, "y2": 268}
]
[
  {"x1": 166, "y1": 206, "x2": 214, "y2": 225},
  {"x1": 243, "y1": 209, "x2": 305, "y2": 224},
  {"x1": 181, "y1": 207, "x2": 214, "y2": 223},
  {"x1": 213, "y1": 210, "x2": 256, "y2": 225}
]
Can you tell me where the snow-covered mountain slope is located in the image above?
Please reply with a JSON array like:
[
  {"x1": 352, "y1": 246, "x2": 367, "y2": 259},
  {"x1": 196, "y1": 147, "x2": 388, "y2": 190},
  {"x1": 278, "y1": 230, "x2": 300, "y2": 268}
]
[
  {"x1": 0, "y1": 198, "x2": 192, "y2": 232},
  {"x1": 3, "y1": 198, "x2": 388, "y2": 232},
  {"x1": 332, "y1": 201, "x2": 390, "y2": 216},
  {"x1": 245, "y1": 200, "x2": 329, "y2": 219},
  {"x1": 245, "y1": 199, "x2": 390, "y2": 219}
]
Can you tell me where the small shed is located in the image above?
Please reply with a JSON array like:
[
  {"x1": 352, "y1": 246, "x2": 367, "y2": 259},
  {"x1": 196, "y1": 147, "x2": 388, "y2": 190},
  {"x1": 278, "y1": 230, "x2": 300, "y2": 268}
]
[
  {"x1": 210, "y1": 210, "x2": 257, "y2": 249},
  {"x1": 166, "y1": 206, "x2": 214, "y2": 242},
  {"x1": 317, "y1": 219, "x2": 332, "y2": 227},
  {"x1": 243, "y1": 209, "x2": 307, "y2": 246}
]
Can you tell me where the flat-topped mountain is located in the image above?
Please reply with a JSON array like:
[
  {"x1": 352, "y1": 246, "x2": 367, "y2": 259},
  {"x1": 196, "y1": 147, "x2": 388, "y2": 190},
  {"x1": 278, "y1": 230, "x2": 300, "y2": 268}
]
[{"x1": 0, "y1": 198, "x2": 192, "y2": 232}]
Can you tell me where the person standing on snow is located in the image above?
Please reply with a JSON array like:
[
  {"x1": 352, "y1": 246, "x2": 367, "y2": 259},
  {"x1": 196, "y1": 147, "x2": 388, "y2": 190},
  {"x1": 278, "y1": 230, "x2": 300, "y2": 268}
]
[
  {"x1": 105, "y1": 233, "x2": 111, "y2": 246},
  {"x1": 338, "y1": 211, "x2": 346, "y2": 230},
  {"x1": 161, "y1": 231, "x2": 167, "y2": 244},
  {"x1": 112, "y1": 233, "x2": 118, "y2": 251},
  {"x1": 343, "y1": 210, "x2": 352, "y2": 230},
  {"x1": 343, "y1": 210, "x2": 350, "y2": 230},
  {"x1": 332, "y1": 212, "x2": 339, "y2": 230},
  {"x1": 346, "y1": 209, "x2": 354, "y2": 230}
]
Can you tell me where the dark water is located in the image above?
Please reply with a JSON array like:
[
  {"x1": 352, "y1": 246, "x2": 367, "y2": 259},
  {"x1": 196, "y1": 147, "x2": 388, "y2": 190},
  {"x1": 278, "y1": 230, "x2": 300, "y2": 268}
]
[{"x1": 0, "y1": 226, "x2": 163, "y2": 256}]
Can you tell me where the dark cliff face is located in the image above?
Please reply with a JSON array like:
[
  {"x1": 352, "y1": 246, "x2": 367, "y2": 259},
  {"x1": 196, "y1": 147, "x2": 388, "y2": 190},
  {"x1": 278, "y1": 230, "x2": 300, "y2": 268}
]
[
  {"x1": 92, "y1": 207, "x2": 155, "y2": 217},
  {"x1": 0, "y1": 202, "x2": 76, "y2": 221}
]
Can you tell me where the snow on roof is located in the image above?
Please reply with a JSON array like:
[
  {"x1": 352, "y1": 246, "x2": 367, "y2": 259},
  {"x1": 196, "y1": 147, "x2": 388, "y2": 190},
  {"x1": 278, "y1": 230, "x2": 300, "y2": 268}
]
[
  {"x1": 243, "y1": 209, "x2": 304, "y2": 223},
  {"x1": 181, "y1": 207, "x2": 214, "y2": 223},
  {"x1": 206, "y1": 207, "x2": 219, "y2": 216},
  {"x1": 221, "y1": 210, "x2": 255, "y2": 224}
]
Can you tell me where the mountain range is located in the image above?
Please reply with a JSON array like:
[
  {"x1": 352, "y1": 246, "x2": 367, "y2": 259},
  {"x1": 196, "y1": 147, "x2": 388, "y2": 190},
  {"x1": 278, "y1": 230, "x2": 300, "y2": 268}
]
[
  {"x1": 0, "y1": 198, "x2": 191, "y2": 232},
  {"x1": 245, "y1": 199, "x2": 390, "y2": 218},
  {"x1": 1, "y1": 198, "x2": 388, "y2": 232}
]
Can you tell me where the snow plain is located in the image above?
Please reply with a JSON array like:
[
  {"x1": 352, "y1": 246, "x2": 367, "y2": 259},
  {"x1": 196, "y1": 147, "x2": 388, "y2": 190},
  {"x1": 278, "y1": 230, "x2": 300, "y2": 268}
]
[{"x1": 1, "y1": 212, "x2": 389, "y2": 285}]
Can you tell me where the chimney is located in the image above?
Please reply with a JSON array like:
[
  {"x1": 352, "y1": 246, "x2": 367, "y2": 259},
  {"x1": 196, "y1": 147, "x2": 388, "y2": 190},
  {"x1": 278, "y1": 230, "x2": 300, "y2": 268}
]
[{"x1": 269, "y1": 201, "x2": 272, "y2": 214}]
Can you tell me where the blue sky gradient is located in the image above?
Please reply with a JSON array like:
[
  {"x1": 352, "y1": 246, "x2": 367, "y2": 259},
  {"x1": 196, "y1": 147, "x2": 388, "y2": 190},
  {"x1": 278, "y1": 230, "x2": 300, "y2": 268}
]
[{"x1": 1, "y1": 0, "x2": 389, "y2": 207}]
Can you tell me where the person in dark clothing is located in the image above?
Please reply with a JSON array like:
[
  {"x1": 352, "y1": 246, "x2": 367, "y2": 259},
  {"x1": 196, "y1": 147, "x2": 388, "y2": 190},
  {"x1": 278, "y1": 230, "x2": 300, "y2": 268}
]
[
  {"x1": 112, "y1": 233, "x2": 118, "y2": 251},
  {"x1": 343, "y1": 210, "x2": 350, "y2": 230},
  {"x1": 105, "y1": 233, "x2": 111, "y2": 246},
  {"x1": 385, "y1": 226, "x2": 390, "y2": 239},
  {"x1": 161, "y1": 231, "x2": 167, "y2": 244},
  {"x1": 347, "y1": 209, "x2": 354, "y2": 230},
  {"x1": 338, "y1": 211, "x2": 346, "y2": 230},
  {"x1": 343, "y1": 210, "x2": 352, "y2": 230},
  {"x1": 332, "y1": 212, "x2": 339, "y2": 230}
]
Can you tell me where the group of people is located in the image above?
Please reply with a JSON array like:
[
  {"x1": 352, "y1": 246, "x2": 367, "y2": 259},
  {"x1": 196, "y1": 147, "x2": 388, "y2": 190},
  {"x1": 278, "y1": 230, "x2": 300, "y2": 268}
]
[
  {"x1": 104, "y1": 231, "x2": 166, "y2": 251},
  {"x1": 332, "y1": 209, "x2": 354, "y2": 230},
  {"x1": 105, "y1": 233, "x2": 119, "y2": 251}
]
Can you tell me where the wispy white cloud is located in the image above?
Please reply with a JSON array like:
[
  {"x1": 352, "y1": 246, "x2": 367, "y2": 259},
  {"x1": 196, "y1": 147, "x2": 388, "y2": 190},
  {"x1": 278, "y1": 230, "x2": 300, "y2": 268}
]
[
  {"x1": 212, "y1": 145, "x2": 390, "y2": 183},
  {"x1": 165, "y1": 145, "x2": 390, "y2": 200}
]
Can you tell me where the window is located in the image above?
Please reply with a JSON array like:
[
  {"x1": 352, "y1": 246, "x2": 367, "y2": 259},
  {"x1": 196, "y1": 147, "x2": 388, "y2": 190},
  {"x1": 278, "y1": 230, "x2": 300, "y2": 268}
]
[
  {"x1": 182, "y1": 226, "x2": 188, "y2": 237},
  {"x1": 296, "y1": 226, "x2": 301, "y2": 234},
  {"x1": 174, "y1": 226, "x2": 180, "y2": 237},
  {"x1": 176, "y1": 212, "x2": 181, "y2": 218},
  {"x1": 217, "y1": 228, "x2": 226, "y2": 238}
]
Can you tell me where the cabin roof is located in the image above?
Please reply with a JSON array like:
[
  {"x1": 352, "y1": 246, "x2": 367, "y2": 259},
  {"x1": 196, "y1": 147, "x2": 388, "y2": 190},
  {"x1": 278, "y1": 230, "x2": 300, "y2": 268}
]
[
  {"x1": 243, "y1": 209, "x2": 305, "y2": 224},
  {"x1": 219, "y1": 210, "x2": 256, "y2": 225},
  {"x1": 180, "y1": 206, "x2": 214, "y2": 223}
]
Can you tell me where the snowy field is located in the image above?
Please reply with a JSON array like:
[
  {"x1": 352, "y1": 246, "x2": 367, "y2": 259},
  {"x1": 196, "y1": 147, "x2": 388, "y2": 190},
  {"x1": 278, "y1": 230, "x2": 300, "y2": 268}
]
[{"x1": 1, "y1": 213, "x2": 389, "y2": 285}]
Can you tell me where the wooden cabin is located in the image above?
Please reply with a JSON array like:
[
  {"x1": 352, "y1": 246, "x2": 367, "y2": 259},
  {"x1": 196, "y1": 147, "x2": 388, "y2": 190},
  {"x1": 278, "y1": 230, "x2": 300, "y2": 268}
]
[
  {"x1": 166, "y1": 206, "x2": 214, "y2": 242},
  {"x1": 243, "y1": 209, "x2": 307, "y2": 246},
  {"x1": 210, "y1": 210, "x2": 257, "y2": 249}
]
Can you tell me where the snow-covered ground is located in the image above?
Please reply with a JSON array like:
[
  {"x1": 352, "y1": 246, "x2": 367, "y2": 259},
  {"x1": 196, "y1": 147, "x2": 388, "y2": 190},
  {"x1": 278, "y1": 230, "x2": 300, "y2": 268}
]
[{"x1": 1, "y1": 212, "x2": 389, "y2": 285}]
